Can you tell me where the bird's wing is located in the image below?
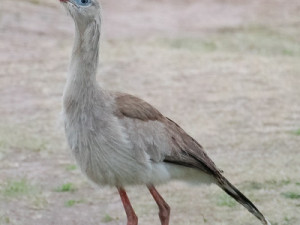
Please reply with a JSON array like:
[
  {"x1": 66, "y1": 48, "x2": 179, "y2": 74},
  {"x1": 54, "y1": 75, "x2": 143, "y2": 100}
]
[
  {"x1": 163, "y1": 117, "x2": 222, "y2": 176},
  {"x1": 113, "y1": 92, "x2": 222, "y2": 176},
  {"x1": 114, "y1": 92, "x2": 163, "y2": 121}
]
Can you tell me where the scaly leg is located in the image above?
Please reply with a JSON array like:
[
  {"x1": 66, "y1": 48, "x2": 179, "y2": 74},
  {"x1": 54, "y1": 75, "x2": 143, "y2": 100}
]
[
  {"x1": 117, "y1": 187, "x2": 138, "y2": 225},
  {"x1": 148, "y1": 185, "x2": 170, "y2": 225}
]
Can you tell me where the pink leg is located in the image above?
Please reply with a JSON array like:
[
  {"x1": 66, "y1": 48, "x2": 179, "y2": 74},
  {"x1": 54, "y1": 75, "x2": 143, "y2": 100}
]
[
  {"x1": 148, "y1": 185, "x2": 170, "y2": 225},
  {"x1": 117, "y1": 187, "x2": 138, "y2": 225}
]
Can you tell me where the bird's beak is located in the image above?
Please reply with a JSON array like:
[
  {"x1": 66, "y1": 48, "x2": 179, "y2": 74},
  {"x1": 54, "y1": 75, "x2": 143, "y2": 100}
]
[{"x1": 60, "y1": 0, "x2": 69, "y2": 3}]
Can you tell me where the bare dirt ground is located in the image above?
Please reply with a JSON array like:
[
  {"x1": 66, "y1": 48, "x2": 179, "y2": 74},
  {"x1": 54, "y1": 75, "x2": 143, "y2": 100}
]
[{"x1": 0, "y1": 0, "x2": 300, "y2": 224}]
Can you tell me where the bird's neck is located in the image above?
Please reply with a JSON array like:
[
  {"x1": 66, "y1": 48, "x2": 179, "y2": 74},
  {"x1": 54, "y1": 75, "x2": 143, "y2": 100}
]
[{"x1": 66, "y1": 19, "x2": 101, "y2": 91}]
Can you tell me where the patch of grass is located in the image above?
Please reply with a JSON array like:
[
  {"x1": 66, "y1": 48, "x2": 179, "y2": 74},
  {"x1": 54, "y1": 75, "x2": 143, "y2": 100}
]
[
  {"x1": 292, "y1": 129, "x2": 300, "y2": 135},
  {"x1": 29, "y1": 0, "x2": 40, "y2": 4},
  {"x1": 31, "y1": 195, "x2": 49, "y2": 209},
  {"x1": 282, "y1": 216, "x2": 297, "y2": 225},
  {"x1": 216, "y1": 193, "x2": 237, "y2": 207},
  {"x1": 265, "y1": 179, "x2": 291, "y2": 187},
  {"x1": 55, "y1": 183, "x2": 76, "y2": 192},
  {"x1": 65, "y1": 164, "x2": 77, "y2": 171},
  {"x1": 64, "y1": 199, "x2": 83, "y2": 207},
  {"x1": 2, "y1": 179, "x2": 35, "y2": 198},
  {"x1": 242, "y1": 181, "x2": 264, "y2": 190},
  {"x1": 0, "y1": 215, "x2": 10, "y2": 224},
  {"x1": 281, "y1": 192, "x2": 300, "y2": 199},
  {"x1": 281, "y1": 180, "x2": 292, "y2": 186},
  {"x1": 102, "y1": 214, "x2": 114, "y2": 223}
]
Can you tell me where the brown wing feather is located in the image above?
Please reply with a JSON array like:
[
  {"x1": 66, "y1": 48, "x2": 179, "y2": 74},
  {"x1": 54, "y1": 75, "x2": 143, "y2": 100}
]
[
  {"x1": 114, "y1": 93, "x2": 163, "y2": 121},
  {"x1": 163, "y1": 117, "x2": 222, "y2": 176},
  {"x1": 114, "y1": 93, "x2": 222, "y2": 176}
]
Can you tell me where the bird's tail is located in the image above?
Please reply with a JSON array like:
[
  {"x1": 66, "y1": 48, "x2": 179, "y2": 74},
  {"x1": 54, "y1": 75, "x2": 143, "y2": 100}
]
[{"x1": 216, "y1": 175, "x2": 271, "y2": 225}]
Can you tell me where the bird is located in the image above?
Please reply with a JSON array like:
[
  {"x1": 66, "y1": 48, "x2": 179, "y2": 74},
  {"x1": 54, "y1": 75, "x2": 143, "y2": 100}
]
[{"x1": 59, "y1": 0, "x2": 271, "y2": 224}]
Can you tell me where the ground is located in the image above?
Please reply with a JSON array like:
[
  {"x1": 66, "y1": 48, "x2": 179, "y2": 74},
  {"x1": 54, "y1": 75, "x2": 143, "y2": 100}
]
[{"x1": 0, "y1": 0, "x2": 300, "y2": 224}]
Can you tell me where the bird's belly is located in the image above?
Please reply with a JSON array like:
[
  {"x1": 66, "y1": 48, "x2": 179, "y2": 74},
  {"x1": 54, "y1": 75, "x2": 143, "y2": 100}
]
[
  {"x1": 64, "y1": 119, "x2": 171, "y2": 187},
  {"x1": 71, "y1": 143, "x2": 173, "y2": 187},
  {"x1": 65, "y1": 129, "x2": 127, "y2": 186}
]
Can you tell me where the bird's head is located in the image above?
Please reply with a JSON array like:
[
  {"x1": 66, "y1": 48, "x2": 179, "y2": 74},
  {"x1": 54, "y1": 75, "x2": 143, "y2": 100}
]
[{"x1": 60, "y1": 0, "x2": 100, "y2": 29}]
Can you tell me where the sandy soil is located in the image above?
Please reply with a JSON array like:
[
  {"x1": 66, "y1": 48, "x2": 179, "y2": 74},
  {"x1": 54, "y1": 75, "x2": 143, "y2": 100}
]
[{"x1": 0, "y1": 0, "x2": 300, "y2": 224}]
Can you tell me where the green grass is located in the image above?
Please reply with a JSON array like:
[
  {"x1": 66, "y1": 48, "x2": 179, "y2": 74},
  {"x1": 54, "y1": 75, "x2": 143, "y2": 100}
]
[
  {"x1": 283, "y1": 216, "x2": 297, "y2": 225},
  {"x1": 0, "y1": 215, "x2": 10, "y2": 224},
  {"x1": 29, "y1": 0, "x2": 40, "y2": 4},
  {"x1": 102, "y1": 214, "x2": 114, "y2": 223},
  {"x1": 281, "y1": 192, "x2": 300, "y2": 199},
  {"x1": 242, "y1": 181, "x2": 264, "y2": 190},
  {"x1": 265, "y1": 179, "x2": 291, "y2": 187},
  {"x1": 55, "y1": 183, "x2": 76, "y2": 192},
  {"x1": 293, "y1": 129, "x2": 300, "y2": 136},
  {"x1": 1, "y1": 179, "x2": 35, "y2": 198},
  {"x1": 216, "y1": 193, "x2": 237, "y2": 207},
  {"x1": 31, "y1": 195, "x2": 49, "y2": 209},
  {"x1": 65, "y1": 164, "x2": 77, "y2": 171},
  {"x1": 64, "y1": 199, "x2": 83, "y2": 207}
]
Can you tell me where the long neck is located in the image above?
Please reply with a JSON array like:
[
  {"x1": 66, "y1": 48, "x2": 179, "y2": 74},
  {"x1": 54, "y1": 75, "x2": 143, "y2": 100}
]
[{"x1": 67, "y1": 18, "x2": 101, "y2": 89}]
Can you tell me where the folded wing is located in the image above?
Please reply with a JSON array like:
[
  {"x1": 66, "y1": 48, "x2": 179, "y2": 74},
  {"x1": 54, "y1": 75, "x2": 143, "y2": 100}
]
[{"x1": 114, "y1": 93, "x2": 222, "y2": 177}]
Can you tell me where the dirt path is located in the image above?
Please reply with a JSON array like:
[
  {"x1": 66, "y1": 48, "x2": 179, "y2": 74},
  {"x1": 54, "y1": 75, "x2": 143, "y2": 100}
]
[{"x1": 0, "y1": 0, "x2": 299, "y2": 225}]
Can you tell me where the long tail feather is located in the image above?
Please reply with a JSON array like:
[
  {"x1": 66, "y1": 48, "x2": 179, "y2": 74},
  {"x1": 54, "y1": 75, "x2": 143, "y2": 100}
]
[{"x1": 216, "y1": 175, "x2": 271, "y2": 225}]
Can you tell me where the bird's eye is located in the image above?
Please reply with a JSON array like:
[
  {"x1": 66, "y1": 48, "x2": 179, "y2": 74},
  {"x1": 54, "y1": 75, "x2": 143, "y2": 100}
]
[{"x1": 76, "y1": 0, "x2": 91, "y2": 6}]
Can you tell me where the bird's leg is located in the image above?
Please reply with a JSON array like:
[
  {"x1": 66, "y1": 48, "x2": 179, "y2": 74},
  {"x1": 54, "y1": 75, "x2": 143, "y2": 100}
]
[
  {"x1": 147, "y1": 185, "x2": 170, "y2": 225},
  {"x1": 117, "y1": 187, "x2": 138, "y2": 225}
]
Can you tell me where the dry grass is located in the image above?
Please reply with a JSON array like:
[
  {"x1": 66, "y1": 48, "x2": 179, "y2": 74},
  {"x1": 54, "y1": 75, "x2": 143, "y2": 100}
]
[{"x1": 0, "y1": 0, "x2": 299, "y2": 224}]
